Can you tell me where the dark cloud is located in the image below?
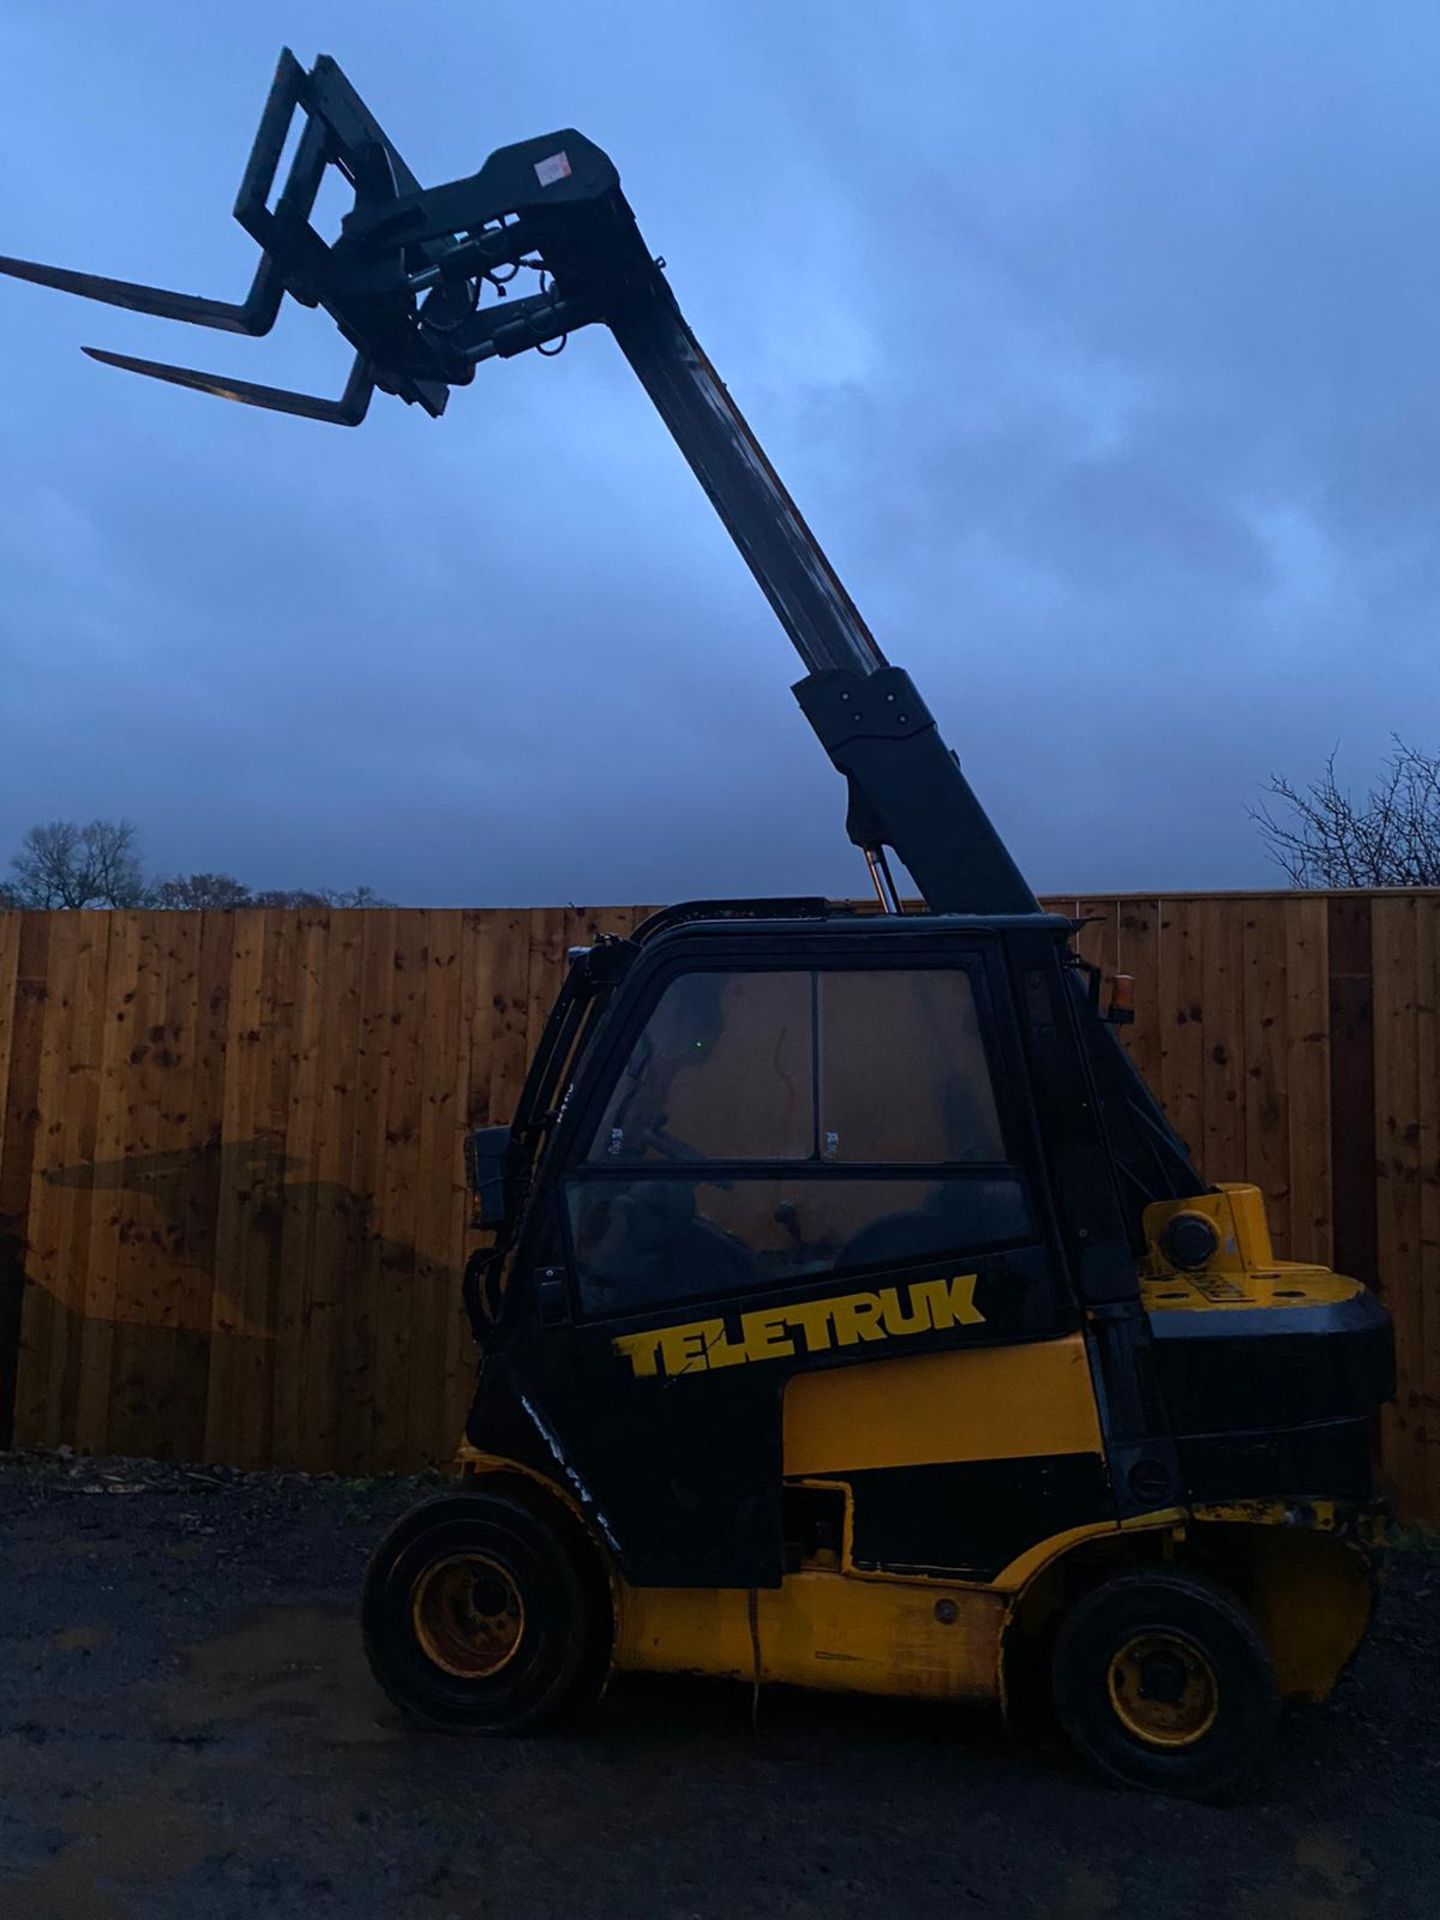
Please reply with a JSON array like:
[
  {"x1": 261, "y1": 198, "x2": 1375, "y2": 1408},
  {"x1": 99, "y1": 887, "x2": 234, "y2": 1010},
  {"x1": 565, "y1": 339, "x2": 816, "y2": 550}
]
[{"x1": 4, "y1": 1, "x2": 1439, "y2": 903}]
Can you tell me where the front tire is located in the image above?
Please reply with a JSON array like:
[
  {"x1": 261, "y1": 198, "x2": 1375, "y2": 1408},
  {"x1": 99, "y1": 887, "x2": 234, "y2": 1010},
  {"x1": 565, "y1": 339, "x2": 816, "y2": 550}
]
[
  {"x1": 362, "y1": 1492, "x2": 603, "y2": 1734},
  {"x1": 1051, "y1": 1569, "x2": 1280, "y2": 1798}
]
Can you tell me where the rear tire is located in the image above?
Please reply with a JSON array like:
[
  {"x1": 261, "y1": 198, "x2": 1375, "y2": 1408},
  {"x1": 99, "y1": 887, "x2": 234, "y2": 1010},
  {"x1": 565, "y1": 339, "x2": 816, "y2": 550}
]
[
  {"x1": 1051, "y1": 1568, "x2": 1279, "y2": 1798},
  {"x1": 362, "y1": 1491, "x2": 604, "y2": 1734}
]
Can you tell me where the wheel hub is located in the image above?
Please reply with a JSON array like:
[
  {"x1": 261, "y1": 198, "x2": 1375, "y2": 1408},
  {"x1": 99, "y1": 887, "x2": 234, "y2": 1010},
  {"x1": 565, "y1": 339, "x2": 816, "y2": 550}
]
[
  {"x1": 1106, "y1": 1630, "x2": 1219, "y2": 1748},
  {"x1": 411, "y1": 1553, "x2": 525, "y2": 1679}
]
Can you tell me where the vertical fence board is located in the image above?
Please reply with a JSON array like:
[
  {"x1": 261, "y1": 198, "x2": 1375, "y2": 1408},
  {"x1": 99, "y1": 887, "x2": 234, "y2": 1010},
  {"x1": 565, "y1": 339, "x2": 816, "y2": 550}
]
[
  {"x1": 1115, "y1": 897, "x2": 1163, "y2": 1091},
  {"x1": 299, "y1": 912, "x2": 365, "y2": 1471},
  {"x1": 441, "y1": 911, "x2": 497, "y2": 1436},
  {"x1": 1066, "y1": 897, "x2": 1110, "y2": 975},
  {"x1": 143, "y1": 912, "x2": 204, "y2": 1461},
  {"x1": 1, "y1": 919, "x2": 50, "y2": 1449},
  {"x1": 108, "y1": 915, "x2": 182, "y2": 1458},
  {"x1": 487, "y1": 911, "x2": 535, "y2": 1148},
  {"x1": 256, "y1": 914, "x2": 299, "y2": 1467},
  {"x1": 409, "y1": 910, "x2": 468, "y2": 1467},
  {"x1": 271, "y1": 912, "x2": 329, "y2": 1473},
  {"x1": 1158, "y1": 899, "x2": 1206, "y2": 1171},
  {"x1": 1415, "y1": 899, "x2": 1440, "y2": 1523},
  {"x1": 1327, "y1": 897, "x2": 1378, "y2": 1298},
  {"x1": 525, "y1": 906, "x2": 569, "y2": 1063},
  {"x1": 13, "y1": 913, "x2": 79, "y2": 1448},
  {"x1": 1242, "y1": 902, "x2": 1292, "y2": 1255},
  {"x1": 205, "y1": 913, "x2": 278, "y2": 1466},
  {"x1": 461, "y1": 910, "x2": 498, "y2": 1130},
  {"x1": 40, "y1": 915, "x2": 113, "y2": 1449},
  {"x1": 1374, "y1": 898, "x2": 1426, "y2": 1515},
  {"x1": 334, "y1": 911, "x2": 397, "y2": 1473},
  {"x1": 1285, "y1": 898, "x2": 1333, "y2": 1267},
  {"x1": 370, "y1": 910, "x2": 427, "y2": 1474},
  {"x1": 74, "y1": 916, "x2": 142, "y2": 1453},
  {"x1": 2, "y1": 919, "x2": 53, "y2": 1449},
  {"x1": 1200, "y1": 898, "x2": 1247, "y2": 1185},
  {"x1": 169, "y1": 911, "x2": 233, "y2": 1464},
  {"x1": 0, "y1": 916, "x2": 24, "y2": 1163}
]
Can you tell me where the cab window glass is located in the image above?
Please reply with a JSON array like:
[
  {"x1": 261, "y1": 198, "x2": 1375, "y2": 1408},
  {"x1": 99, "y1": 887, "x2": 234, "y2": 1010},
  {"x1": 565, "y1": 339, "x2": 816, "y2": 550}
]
[
  {"x1": 819, "y1": 970, "x2": 1004, "y2": 1163},
  {"x1": 568, "y1": 1174, "x2": 1032, "y2": 1315},
  {"x1": 587, "y1": 971, "x2": 814, "y2": 1163}
]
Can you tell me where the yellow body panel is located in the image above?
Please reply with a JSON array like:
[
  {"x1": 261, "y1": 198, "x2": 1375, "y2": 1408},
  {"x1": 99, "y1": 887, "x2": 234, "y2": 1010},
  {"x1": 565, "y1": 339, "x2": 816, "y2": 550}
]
[
  {"x1": 614, "y1": 1507, "x2": 1193, "y2": 1698},
  {"x1": 1243, "y1": 1529, "x2": 1375, "y2": 1700},
  {"x1": 452, "y1": 1185, "x2": 1376, "y2": 1712},
  {"x1": 1141, "y1": 1184, "x2": 1362, "y2": 1311},
  {"x1": 1149, "y1": 1184, "x2": 1276, "y2": 1269},
  {"x1": 615, "y1": 1570, "x2": 1006, "y2": 1701},
  {"x1": 1143, "y1": 1265, "x2": 1361, "y2": 1311},
  {"x1": 782, "y1": 1332, "x2": 1101, "y2": 1476},
  {"x1": 453, "y1": 1447, "x2": 1369, "y2": 1707},
  {"x1": 1189, "y1": 1501, "x2": 1380, "y2": 1701},
  {"x1": 991, "y1": 1509, "x2": 1186, "y2": 1591}
]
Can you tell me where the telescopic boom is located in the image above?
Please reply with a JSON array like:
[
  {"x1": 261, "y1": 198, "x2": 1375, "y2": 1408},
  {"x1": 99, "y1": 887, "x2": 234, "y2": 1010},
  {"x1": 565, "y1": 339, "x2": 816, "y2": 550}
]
[{"x1": 0, "y1": 49, "x2": 1036, "y2": 917}]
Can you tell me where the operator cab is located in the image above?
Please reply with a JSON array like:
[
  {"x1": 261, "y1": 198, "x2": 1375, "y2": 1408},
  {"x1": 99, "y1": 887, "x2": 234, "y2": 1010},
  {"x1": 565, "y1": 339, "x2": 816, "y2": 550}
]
[
  {"x1": 466, "y1": 904, "x2": 1174, "y2": 1590},
  {"x1": 573, "y1": 928, "x2": 1030, "y2": 1315},
  {"x1": 463, "y1": 901, "x2": 1390, "y2": 1601}
]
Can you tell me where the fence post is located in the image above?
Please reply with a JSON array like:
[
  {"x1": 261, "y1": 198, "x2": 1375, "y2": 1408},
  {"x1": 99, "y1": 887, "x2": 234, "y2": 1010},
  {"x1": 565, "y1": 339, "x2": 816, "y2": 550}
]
[{"x1": 0, "y1": 917, "x2": 49, "y2": 1450}]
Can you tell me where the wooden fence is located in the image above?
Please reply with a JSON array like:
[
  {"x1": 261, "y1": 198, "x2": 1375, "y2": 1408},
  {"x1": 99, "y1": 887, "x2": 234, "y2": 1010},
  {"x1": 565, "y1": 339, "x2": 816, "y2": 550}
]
[{"x1": 0, "y1": 895, "x2": 1435, "y2": 1520}]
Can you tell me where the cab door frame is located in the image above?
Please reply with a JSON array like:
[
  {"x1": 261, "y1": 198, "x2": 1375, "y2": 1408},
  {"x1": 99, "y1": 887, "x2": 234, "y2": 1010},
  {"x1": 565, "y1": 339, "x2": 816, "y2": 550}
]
[{"x1": 485, "y1": 916, "x2": 1116, "y2": 1586}]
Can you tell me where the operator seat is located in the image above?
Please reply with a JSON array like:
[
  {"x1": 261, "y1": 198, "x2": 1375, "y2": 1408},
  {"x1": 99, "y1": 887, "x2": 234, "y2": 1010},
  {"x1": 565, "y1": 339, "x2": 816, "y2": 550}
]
[
  {"x1": 584, "y1": 1180, "x2": 755, "y2": 1308},
  {"x1": 836, "y1": 1179, "x2": 1029, "y2": 1273}
]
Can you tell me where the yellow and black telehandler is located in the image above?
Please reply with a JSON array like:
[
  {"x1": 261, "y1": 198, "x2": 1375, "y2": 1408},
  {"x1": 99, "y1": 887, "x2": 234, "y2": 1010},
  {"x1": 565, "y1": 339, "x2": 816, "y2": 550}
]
[{"x1": 1, "y1": 49, "x2": 1396, "y2": 1796}]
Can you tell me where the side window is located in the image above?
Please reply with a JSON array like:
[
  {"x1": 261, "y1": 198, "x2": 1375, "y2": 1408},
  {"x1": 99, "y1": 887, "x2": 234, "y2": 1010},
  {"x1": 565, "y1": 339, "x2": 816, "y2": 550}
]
[
  {"x1": 587, "y1": 971, "x2": 813, "y2": 1164},
  {"x1": 568, "y1": 1175, "x2": 1033, "y2": 1316},
  {"x1": 819, "y1": 970, "x2": 1003, "y2": 1163},
  {"x1": 568, "y1": 958, "x2": 1032, "y2": 1318}
]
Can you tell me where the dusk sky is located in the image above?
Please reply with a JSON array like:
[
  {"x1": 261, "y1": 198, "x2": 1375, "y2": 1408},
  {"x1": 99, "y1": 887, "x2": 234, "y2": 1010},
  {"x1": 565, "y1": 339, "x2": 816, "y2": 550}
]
[{"x1": 4, "y1": 2, "x2": 1439, "y2": 906}]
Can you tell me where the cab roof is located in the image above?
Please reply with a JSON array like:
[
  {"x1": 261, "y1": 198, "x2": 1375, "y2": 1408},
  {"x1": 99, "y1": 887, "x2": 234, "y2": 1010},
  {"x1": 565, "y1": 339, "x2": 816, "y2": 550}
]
[{"x1": 630, "y1": 897, "x2": 1075, "y2": 947}]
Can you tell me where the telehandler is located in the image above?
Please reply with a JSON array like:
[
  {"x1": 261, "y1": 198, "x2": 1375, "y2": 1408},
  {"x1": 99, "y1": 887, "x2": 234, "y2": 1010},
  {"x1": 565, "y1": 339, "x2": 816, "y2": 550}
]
[{"x1": 2, "y1": 50, "x2": 1395, "y2": 1796}]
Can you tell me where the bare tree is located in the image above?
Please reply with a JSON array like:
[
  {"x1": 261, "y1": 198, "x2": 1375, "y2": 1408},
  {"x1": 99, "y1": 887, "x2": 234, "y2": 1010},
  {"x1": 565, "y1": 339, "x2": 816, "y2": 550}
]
[
  {"x1": 152, "y1": 877, "x2": 391, "y2": 909},
  {"x1": 149, "y1": 872, "x2": 255, "y2": 909},
  {"x1": 1252, "y1": 738, "x2": 1440, "y2": 887},
  {"x1": 8, "y1": 819, "x2": 148, "y2": 908},
  {"x1": 250, "y1": 885, "x2": 392, "y2": 908},
  {"x1": 3, "y1": 819, "x2": 392, "y2": 909}
]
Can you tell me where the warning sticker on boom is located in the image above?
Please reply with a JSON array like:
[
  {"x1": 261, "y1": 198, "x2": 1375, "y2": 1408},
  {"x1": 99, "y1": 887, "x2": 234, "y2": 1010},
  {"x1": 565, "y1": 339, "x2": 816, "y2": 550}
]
[{"x1": 534, "y1": 151, "x2": 572, "y2": 188}]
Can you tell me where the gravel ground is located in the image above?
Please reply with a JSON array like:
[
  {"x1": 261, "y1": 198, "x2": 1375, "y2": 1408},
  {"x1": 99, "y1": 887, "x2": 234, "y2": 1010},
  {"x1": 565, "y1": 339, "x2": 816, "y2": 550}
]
[{"x1": 1, "y1": 1449, "x2": 1437, "y2": 1920}]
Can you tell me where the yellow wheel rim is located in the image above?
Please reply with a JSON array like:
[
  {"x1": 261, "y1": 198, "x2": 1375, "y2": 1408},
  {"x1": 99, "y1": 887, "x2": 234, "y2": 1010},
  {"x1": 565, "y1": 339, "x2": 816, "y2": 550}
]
[
  {"x1": 411, "y1": 1554, "x2": 525, "y2": 1679},
  {"x1": 1106, "y1": 1631, "x2": 1219, "y2": 1748}
]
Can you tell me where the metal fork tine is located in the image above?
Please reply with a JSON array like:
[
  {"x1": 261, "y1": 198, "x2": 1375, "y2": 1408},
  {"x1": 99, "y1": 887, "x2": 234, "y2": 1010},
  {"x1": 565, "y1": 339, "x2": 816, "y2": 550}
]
[
  {"x1": 0, "y1": 252, "x2": 284, "y2": 336},
  {"x1": 81, "y1": 345, "x2": 374, "y2": 425}
]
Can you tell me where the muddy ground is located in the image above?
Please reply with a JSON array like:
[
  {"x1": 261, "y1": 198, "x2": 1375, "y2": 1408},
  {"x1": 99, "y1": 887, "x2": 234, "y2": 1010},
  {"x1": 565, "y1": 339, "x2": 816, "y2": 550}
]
[{"x1": 0, "y1": 1451, "x2": 1436, "y2": 1920}]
